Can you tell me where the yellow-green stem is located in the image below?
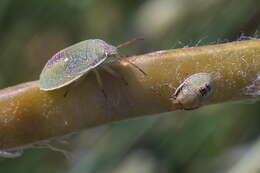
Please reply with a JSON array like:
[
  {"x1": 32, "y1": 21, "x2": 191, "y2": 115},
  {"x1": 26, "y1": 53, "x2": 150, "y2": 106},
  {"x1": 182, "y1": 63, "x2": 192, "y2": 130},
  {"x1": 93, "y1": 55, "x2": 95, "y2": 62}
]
[{"x1": 0, "y1": 40, "x2": 259, "y2": 150}]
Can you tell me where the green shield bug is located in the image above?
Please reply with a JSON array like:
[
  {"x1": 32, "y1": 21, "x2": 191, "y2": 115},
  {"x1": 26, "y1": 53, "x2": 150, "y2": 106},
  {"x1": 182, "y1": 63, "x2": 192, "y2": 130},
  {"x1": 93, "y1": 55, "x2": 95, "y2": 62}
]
[
  {"x1": 151, "y1": 73, "x2": 214, "y2": 110},
  {"x1": 39, "y1": 38, "x2": 146, "y2": 91}
]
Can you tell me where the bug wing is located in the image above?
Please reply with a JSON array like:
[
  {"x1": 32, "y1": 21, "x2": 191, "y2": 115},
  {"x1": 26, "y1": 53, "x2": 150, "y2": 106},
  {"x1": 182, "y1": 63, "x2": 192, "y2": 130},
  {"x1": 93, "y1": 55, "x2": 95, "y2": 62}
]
[{"x1": 39, "y1": 40, "x2": 107, "y2": 91}]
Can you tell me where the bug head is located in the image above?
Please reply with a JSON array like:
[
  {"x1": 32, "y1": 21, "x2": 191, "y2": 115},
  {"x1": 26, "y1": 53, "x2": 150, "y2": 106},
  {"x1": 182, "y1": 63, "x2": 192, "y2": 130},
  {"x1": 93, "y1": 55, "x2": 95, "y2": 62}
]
[{"x1": 100, "y1": 42, "x2": 118, "y2": 57}]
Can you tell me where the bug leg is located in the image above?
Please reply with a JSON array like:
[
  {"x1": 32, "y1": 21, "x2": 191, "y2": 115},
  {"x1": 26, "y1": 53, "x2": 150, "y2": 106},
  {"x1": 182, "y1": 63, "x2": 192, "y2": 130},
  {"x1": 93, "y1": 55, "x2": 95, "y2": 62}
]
[
  {"x1": 150, "y1": 86, "x2": 165, "y2": 98},
  {"x1": 64, "y1": 86, "x2": 71, "y2": 97},
  {"x1": 94, "y1": 70, "x2": 107, "y2": 99},
  {"x1": 102, "y1": 65, "x2": 128, "y2": 85},
  {"x1": 111, "y1": 54, "x2": 147, "y2": 76},
  {"x1": 167, "y1": 84, "x2": 176, "y2": 91}
]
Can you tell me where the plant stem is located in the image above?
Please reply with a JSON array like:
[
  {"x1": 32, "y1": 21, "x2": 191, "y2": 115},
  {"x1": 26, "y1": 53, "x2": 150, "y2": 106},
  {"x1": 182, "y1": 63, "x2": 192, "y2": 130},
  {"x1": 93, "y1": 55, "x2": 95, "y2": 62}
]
[{"x1": 0, "y1": 40, "x2": 259, "y2": 150}]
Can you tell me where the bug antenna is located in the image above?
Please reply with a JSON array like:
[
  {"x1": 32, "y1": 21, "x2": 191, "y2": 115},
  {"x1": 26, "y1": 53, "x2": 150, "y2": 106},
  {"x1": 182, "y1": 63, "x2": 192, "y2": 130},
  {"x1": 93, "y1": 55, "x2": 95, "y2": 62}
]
[
  {"x1": 112, "y1": 54, "x2": 147, "y2": 76},
  {"x1": 117, "y1": 38, "x2": 144, "y2": 48}
]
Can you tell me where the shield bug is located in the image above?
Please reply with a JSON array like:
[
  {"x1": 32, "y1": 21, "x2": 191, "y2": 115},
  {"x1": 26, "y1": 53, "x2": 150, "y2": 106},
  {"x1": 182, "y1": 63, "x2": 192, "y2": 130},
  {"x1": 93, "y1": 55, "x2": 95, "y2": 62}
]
[
  {"x1": 39, "y1": 38, "x2": 146, "y2": 91},
  {"x1": 170, "y1": 73, "x2": 214, "y2": 110},
  {"x1": 151, "y1": 73, "x2": 214, "y2": 110}
]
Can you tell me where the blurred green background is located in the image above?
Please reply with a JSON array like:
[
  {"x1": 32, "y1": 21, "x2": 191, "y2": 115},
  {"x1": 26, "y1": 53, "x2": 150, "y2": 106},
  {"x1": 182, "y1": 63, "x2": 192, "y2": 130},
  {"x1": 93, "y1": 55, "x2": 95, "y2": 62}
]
[{"x1": 0, "y1": 0, "x2": 260, "y2": 172}]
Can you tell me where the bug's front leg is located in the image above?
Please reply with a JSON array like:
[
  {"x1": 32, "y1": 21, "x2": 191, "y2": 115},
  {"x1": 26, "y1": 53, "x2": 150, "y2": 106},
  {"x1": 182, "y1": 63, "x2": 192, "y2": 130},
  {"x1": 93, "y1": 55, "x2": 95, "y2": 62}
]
[
  {"x1": 93, "y1": 69, "x2": 107, "y2": 99},
  {"x1": 102, "y1": 65, "x2": 128, "y2": 85},
  {"x1": 110, "y1": 54, "x2": 147, "y2": 76}
]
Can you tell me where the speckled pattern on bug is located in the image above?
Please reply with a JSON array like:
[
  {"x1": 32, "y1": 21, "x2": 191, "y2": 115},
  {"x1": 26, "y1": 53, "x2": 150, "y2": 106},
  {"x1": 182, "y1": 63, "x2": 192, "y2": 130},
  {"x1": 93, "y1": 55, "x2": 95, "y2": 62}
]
[{"x1": 39, "y1": 39, "x2": 117, "y2": 91}]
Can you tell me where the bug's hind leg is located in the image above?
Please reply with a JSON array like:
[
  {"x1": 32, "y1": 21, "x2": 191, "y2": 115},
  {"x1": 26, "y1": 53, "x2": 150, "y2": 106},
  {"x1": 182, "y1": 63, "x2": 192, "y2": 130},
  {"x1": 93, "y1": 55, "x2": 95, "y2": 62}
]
[
  {"x1": 93, "y1": 69, "x2": 107, "y2": 99},
  {"x1": 63, "y1": 82, "x2": 76, "y2": 97},
  {"x1": 111, "y1": 54, "x2": 147, "y2": 76},
  {"x1": 102, "y1": 65, "x2": 128, "y2": 85}
]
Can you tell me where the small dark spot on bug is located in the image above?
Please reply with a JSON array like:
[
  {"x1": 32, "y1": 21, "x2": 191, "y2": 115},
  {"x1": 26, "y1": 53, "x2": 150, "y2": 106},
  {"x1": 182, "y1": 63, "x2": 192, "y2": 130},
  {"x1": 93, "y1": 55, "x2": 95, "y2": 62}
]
[{"x1": 199, "y1": 84, "x2": 211, "y2": 96}]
